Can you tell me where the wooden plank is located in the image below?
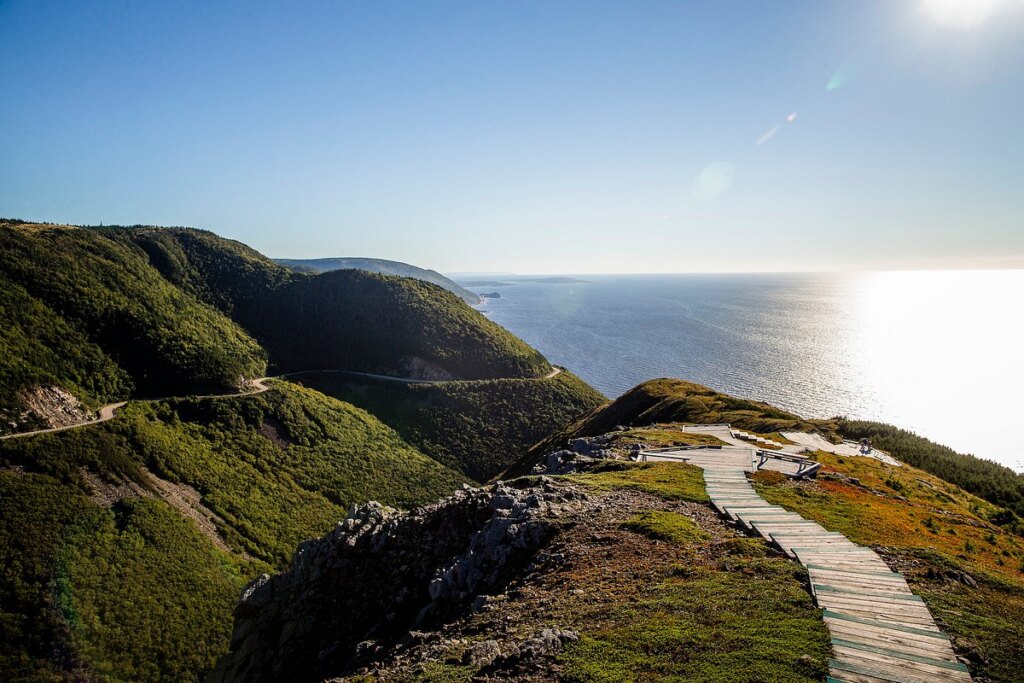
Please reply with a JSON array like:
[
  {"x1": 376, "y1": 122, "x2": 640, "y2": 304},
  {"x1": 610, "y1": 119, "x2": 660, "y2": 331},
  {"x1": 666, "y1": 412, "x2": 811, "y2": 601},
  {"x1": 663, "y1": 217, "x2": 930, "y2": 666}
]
[
  {"x1": 810, "y1": 572, "x2": 907, "y2": 588},
  {"x1": 822, "y1": 605, "x2": 939, "y2": 628},
  {"x1": 816, "y1": 596, "x2": 934, "y2": 617},
  {"x1": 832, "y1": 646, "x2": 971, "y2": 681},
  {"x1": 808, "y1": 565, "x2": 905, "y2": 579},
  {"x1": 833, "y1": 639, "x2": 968, "y2": 673},
  {"x1": 794, "y1": 546, "x2": 877, "y2": 555},
  {"x1": 829, "y1": 658, "x2": 954, "y2": 683},
  {"x1": 825, "y1": 620, "x2": 960, "y2": 656},
  {"x1": 814, "y1": 585, "x2": 922, "y2": 602},
  {"x1": 830, "y1": 632, "x2": 959, "y2": 662}
]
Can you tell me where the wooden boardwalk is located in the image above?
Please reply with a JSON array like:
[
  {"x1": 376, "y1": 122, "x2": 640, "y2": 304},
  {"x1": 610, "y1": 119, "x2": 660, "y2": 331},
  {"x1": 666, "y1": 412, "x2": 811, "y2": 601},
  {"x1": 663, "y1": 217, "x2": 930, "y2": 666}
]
[{"x1": 646, "y1": 448, "x2": 972, "y2": 683}]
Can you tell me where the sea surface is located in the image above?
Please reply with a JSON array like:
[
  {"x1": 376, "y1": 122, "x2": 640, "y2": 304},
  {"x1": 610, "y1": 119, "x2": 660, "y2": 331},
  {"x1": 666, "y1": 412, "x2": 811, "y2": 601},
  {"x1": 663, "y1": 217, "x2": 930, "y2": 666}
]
[{"x1": 466, "y1": 271, "x2": 1024, "y2": 472}]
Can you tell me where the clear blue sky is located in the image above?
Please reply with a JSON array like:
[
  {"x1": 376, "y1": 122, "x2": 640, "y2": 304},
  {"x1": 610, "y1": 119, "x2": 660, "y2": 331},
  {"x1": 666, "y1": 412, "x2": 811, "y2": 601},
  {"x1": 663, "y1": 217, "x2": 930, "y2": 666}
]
[{"x1": 2, "y1": 1, "x2": 1023, "y2": 273}]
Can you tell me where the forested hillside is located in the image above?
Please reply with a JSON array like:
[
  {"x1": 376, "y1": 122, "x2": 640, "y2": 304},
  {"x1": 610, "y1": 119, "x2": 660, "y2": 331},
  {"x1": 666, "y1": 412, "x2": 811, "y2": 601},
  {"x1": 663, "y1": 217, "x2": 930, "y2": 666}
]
[
  {"x1": 0, "y1": 382, "x2": 466, "y2": 681},
  {"x1": 295, "y1": 370, "x2": 605, "y2": 481},
  {"x1": 126, "y1": 227, "x2": 550, "y2": 379},
  {"x1": 274, "y1": 256, "x2": 483, "y2": 305},
  {"x1": 0, "y1": 222, "x2": 267, "y2": 424},
  {"x1": 0, "y1": 218, "x2": 600, "y2": 681}
]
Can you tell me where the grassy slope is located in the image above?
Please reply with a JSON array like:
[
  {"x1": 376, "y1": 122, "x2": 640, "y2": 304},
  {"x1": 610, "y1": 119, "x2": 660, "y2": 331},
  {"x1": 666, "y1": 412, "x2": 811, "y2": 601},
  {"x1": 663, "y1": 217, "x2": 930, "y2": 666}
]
[
  {"x1": 293, "y1": 370, "x2": 605, "y2": 482},
  {"x1": 838, "y1": 419, "x2": 1024, "y2": 519},
  {"x1": 0, "y1": 382, "x2": 467, "y2": 681},
  {"x1": 0, "y1": 222, "x2": 267, "y2": 402},
  {"x1": 390, "y1": 462, "x2": 831, "y2": 683},
  {"x1": 127, "y1": 227, "x2": 551, "y2": 380},
  {"x1": 753, "y1": 455, "x2": 1024, "y2": 682}
]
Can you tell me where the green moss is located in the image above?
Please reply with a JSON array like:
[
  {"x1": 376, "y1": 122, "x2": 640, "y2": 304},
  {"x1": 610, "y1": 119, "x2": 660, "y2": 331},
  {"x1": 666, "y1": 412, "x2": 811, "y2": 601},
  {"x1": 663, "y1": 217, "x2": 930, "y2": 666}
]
[
  {"x1": 559, "y1": 558, "x2": 830, "y2": 682},
  {"x1": 573, "y1": 462, "x2": 709, "y2": 503},
  {"x1": 621, "y1": 510, "x2": 710, "y2": 545}
]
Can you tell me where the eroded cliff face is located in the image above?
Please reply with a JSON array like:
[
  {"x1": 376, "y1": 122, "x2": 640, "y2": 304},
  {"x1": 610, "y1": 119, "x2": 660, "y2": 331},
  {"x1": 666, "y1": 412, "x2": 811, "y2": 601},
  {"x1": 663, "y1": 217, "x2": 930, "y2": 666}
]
[
  {"x1": 6, "y1": 384, "x2": 93, "y2": 433},
  {"x1": 209, "y1": 478, "x2": 589, "y2": 682}
]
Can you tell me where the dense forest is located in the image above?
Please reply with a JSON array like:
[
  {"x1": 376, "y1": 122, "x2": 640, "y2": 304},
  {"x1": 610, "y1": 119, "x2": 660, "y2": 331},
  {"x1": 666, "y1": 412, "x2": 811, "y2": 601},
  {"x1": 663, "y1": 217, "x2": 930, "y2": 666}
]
[
  {"x1": 125, "y1": 227, "x2": 550, "y2": 380},
  {"x1": 296, "y1": 370, "x2": 605, "y2": 481},
  {"x1": 0, "y1": 223, "x2": 267, "y2": 413},
  {"x1": 0, "y1": 383, "x2": 466, "y2": 681}
]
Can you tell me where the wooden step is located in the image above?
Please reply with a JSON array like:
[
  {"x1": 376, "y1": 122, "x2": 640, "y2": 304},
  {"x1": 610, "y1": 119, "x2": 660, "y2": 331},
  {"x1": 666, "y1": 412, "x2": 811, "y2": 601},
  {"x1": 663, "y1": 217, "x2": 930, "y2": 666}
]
[
  {"x1": 829, "y1": 657, "x2": 965, "y2": 683},
  {"x1": 832, "y1": 644, "x2": 971, "y2": 681}
]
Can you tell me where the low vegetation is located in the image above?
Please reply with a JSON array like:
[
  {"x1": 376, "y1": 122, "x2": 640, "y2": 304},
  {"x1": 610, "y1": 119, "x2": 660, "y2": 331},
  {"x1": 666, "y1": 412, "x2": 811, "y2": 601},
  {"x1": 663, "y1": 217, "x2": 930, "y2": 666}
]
[
  {"x1": 754, "y1": 451, "x2": 1024, "y2": 681},
  {"x1": 838, "y1": 419, "x2": 1024, "y2": 520},
  {"x1": 559, "y1": 463, "x2": 830, "y2": 682},
  {"x1": 572, "y1": 461, "x2": 710, "y2": 502},
  {"x1": 294, "y1": 370, "x2": 605, "y2": 481},
  {"x1": 621, "y1": 510, "x2": 711, "y2": 544},
  {"x1": 513, "y1": 378, "x2": 1024, "y2": 535}
]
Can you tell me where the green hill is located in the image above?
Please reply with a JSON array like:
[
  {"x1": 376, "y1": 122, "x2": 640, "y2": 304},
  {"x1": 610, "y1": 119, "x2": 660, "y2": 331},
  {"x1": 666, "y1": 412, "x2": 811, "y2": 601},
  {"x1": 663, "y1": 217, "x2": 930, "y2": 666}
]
[
  {"x1": 0, "y1": 218, "x2": 598, "y2": 681},
  {"x1": 0, "y1": 222, "x2": 267, "y2": 420},
  {"x1": 293, "y1": 369, "x2": 605, "y2": 482},
  {"x1": 509, "y1": 378, "x2": 1024, "y2": 527},
  {"x1": 126, "y1": 227, "x2": 550, "y2": 380},
  {"x1": 274, "y1": 256, "x2": 483, "y2": 305},
  {"x1": 0, "y1": 381, "x2": 466, "y2": 681}
]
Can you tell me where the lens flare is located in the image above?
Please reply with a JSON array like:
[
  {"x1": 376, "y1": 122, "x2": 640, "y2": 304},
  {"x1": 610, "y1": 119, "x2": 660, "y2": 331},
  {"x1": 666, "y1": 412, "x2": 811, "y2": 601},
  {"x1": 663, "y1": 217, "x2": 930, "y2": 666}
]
[
  {"x1": 827, "y1": 57, "x2": 862, "y2": 91},
  {"x1": 692, "y1": 162, "x2": 735, "y2": 200}
]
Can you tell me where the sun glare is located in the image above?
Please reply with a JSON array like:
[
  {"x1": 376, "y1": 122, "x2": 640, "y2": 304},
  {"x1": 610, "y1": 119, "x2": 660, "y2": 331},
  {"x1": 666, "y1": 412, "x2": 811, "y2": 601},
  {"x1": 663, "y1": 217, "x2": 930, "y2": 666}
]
[{"x1": 921, "y1": 0, "x2": 999, "y2": 28}]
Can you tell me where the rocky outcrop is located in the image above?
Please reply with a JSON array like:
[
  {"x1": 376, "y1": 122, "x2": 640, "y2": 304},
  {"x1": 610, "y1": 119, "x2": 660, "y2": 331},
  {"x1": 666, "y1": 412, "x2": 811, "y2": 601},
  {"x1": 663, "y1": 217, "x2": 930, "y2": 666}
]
[
  {"x1": 399, "y1": 355, "x2": 457, "y2": 381},
  {"x1": 209, "y1": 478, "x2": 588, "y2": 682},
  {"x1": 530, "y1": 434, "x2": 626, "y2": 475},
  {"x1": 11, "y1": 384, "x2": 93, "y2": 432}
]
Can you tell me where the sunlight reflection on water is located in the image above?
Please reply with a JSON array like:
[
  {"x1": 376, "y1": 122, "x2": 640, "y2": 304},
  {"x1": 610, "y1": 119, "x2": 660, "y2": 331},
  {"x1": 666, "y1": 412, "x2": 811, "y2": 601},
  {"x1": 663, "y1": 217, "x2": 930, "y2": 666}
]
[{"x1": 479, "y1": 271, "x2": 1024, "y2": 471}]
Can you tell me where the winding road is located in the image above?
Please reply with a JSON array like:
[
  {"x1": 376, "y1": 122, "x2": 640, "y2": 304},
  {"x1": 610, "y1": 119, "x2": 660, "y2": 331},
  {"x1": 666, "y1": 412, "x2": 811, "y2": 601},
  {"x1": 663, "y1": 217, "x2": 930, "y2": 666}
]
[{"x1": 0, "y1": 366, "x2": 562, "y2": 441}]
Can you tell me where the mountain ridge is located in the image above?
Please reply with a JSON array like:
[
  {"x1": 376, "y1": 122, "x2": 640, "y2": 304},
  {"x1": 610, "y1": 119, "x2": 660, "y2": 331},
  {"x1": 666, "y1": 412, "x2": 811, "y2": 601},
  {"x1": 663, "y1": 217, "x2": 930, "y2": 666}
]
[{"x1": 275, "y1": 256, "x2": 483, "y2": 305}]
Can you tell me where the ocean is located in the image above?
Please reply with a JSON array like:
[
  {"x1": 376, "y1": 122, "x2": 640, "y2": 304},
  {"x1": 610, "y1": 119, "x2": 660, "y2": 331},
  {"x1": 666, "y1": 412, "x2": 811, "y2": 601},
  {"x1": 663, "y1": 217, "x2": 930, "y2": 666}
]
[{"x1": 465, "y1": 271, "x2": 1024, "y2": 472}]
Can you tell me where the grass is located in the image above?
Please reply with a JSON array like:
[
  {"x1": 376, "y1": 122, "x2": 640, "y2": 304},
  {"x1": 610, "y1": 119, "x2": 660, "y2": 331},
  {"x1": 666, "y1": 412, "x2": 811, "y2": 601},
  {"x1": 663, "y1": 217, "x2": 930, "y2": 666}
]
[
  {"x1": 572, "y1": 462, "x2": 710, "y2": 503},
  {"x1": 558, "y1": 461, "x2": 829, "y2": 681},
  {"x1": 559, "y1": 554, "x2": 830, "y2": 682},
  {"x1": 621, "y1": 510, "x2": 711, "y2": 545},
  {"x1": 597, "y1": 425, "x2": 727, "y2": 450}
]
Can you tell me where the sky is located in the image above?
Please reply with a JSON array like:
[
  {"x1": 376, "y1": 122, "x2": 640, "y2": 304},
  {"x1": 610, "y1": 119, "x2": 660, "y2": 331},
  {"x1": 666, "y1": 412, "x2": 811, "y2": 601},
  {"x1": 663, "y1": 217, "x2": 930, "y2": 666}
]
[{"x1": 1, "y1": 1, "x2": 1023, "y2": 274}]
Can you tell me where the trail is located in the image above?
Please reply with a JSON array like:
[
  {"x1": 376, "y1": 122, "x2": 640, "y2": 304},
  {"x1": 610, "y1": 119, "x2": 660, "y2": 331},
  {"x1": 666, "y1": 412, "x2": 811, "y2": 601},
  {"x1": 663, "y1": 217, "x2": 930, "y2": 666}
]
[
  {"x1": 283, "y1": 365, "x2": 562, "y2": 384},
  {"x1": 641, "y1": 436, "x2": 970, "y2": 683}
]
